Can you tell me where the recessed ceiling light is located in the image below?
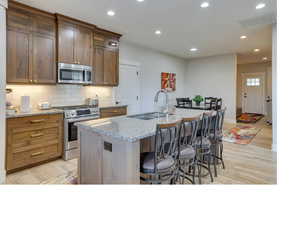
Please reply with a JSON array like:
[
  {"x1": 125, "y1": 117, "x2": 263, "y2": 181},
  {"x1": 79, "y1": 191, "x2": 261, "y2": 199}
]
[
  {"x1": 254, "y1": 48, "x2": 260, "y2": 52},
  {"x1": 200, "y1": 2, "x2": 210, "y2": 8},
  {"x1": 240, "y1": 35, "x2": 247, "y2": 39},
  {"x1": 190, "y1": 48, "x2": 198, "y2": 52},
  {"x1": 137, "y1": 0, "x2": 144, "y2": 2},
  {"x1": 155, "y1": 30, "x2": 162, "y2": 35},
  {"x1": 107, "y1": 10, "x2": 115, "y2": 16},
  {"x1": 262, "y1": 57, "x2": 268, "y2": 61},
  {"x1": 256, "y1": 3, "x2": 266, "y2": 9}
]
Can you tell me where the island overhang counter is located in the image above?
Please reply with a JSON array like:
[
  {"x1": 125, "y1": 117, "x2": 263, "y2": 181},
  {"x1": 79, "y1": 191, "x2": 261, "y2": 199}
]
[{"x1": 76, "y1": 108, "x2": 209, "y2": 184}]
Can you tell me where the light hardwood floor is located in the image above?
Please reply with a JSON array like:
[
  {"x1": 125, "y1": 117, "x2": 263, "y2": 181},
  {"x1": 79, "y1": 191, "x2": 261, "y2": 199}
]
[{"x1": 5, "y1": 118, "x2": 276, "y2": 185}]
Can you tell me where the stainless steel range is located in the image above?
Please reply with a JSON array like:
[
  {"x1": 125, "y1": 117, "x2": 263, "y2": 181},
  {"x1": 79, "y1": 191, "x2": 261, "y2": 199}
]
[{"x1": 54, "y1": 105, "x2": 100, "y2": 160}]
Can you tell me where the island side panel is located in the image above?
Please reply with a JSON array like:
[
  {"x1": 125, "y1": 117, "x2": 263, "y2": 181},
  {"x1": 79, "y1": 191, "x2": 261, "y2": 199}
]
[
  {"x1": 78, "y1": 128, "x2": 103, "y2": 184},
  {"x1": 102, "y1": 135, "x2": 140, "y2": 184}
]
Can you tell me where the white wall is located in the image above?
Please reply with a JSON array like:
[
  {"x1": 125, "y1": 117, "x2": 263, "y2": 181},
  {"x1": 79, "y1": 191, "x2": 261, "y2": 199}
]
[
  {"x1": 185, "y1": 54, "x2": 237, "y2": 122},
  {"x1": 119, "y1": 41, "x2": 186, "y2": 113},
  {"x1": 272, "y1": 24, "x2": 277, "y2": 152},
  {"x1": 0, "y1": 0, "x2": 7, "y2": 184}
]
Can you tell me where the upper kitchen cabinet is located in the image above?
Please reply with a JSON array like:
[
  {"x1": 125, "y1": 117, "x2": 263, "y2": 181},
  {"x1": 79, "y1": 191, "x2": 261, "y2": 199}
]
[
  {"x1": 93, "y1": 29, "x2": 121, "y2": 86},
  {"x1": 56, "y1": 14, "x2": 94, "y2": 66},
  {"x1": 6, "y1": 1, "x2": 56, "y2": 84}
]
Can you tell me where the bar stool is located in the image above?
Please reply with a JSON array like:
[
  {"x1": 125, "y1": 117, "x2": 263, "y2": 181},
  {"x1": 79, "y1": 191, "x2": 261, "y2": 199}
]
[
  {"x1": 140, "y1": 120, "x2": 181, "y2": 184},
  {"x1": 195, "y1": 112, "x2": 214, "y2": 184},
  {"x1": 210, "y1": 108, "x2": 226, "y2": 177},
  {"x1": 177, "y1": 116, "x2": 200, "y2": 184}
]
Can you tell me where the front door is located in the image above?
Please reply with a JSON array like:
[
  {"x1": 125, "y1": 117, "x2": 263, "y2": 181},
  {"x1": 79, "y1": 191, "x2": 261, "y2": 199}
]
[
  {"x1": 115, "y1": 64, "x2": 141, "y2": 115},
  {"x1": 242, "y1": 73, "x2": 266, "y2": 114}
]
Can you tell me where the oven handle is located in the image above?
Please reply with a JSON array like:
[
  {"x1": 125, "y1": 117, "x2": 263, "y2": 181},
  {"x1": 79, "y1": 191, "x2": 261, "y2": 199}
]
[{"x1": 67, "y1": 115, "x2": 100, "y2": 123}]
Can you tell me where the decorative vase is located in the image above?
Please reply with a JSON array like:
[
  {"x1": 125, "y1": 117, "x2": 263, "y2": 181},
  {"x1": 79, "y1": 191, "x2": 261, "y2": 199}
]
[{"x1": 196, "y1": 102, "x2": 200, "y2": 106}]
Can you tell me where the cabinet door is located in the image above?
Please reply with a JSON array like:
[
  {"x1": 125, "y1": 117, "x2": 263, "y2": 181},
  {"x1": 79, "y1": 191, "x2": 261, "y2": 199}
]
[
  {"x1": 104, "y1": 48, "x2": 118, "y2": 86},
  {"x1": 32, "y1": 34, "x2": 56, "y2": 84},
  {"x1": 58, "y1": 22, "x2": 75, "y2": 64},
  {"x1": 7, "y1": 7, "x2": 31, "y2": 33},
  {"x1": 7, "y1": 30, "x2": 30, "y2": 83},
  {"x1": 32, "y1": 15, "x2": 56, "y2": 37},
  {"x1": 75, "y1": 26, "x2": 93, "y2": 66},
  {"x1": 93, "y1": 47, "x2": 104, "y2": 85}
]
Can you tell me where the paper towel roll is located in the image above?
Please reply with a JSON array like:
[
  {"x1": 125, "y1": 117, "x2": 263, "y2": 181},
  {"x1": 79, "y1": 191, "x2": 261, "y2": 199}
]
[{"x1": 20, "y1": 96, "x2": 31, "y2": 113}]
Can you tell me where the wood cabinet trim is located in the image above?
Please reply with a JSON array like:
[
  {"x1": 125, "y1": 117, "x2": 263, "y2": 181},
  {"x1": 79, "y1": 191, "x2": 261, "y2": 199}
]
[
  {"x1": 8, "y1": 1, "x2": 55, "y2": 19},
  {"x1": 56, "y1": 13, "x2": 96, "y2": 30}
]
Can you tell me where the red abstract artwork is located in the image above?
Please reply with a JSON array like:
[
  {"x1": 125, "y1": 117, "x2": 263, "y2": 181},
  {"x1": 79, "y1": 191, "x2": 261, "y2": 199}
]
[{"x1": 161, "y1": 72, "x2": 176, "y2": 92}]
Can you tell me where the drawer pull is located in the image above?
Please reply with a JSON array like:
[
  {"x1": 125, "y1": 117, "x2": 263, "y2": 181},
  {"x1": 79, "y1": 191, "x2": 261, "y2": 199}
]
[
  {"x1": 30, "y1": 119, "x2": 46, "y2": 124},
  {"x1": 31, "y1": 151, "x2": 44, "y2": 157},
  {"x1": 30, "y1": 133, "x2": 44, "y2": 138}
]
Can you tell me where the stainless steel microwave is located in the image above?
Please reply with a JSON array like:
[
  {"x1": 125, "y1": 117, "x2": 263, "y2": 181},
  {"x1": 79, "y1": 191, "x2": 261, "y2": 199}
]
[{"x1": 58, "y1": 63, "x2": 92, "y2": 85}]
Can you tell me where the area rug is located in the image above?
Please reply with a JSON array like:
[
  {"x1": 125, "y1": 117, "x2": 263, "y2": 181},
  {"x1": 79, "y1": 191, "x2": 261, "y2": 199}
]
[
  {"x1": 223, "y1": 125, "x2": 261, "y2": 145},
  {"x1": 237, "y1": 113, "x2": 264, "y2": 123},
  {"x1": 40, "y1": 171, "x2": 78, "y2": 185}
]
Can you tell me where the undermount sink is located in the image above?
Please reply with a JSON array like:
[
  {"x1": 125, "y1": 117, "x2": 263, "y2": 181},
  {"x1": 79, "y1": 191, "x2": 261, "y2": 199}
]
[{"x1": 127, "y1": 112, "x2": 167, "y2": 120}]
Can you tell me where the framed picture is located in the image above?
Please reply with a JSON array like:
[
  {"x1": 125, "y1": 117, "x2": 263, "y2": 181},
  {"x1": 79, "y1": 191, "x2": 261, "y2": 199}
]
[{"x1": 161, "y1": 72, "x2": 176, "y2": 92}]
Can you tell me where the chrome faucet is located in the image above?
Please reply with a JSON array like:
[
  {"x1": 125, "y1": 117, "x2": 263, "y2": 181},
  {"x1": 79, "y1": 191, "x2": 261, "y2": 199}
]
[{"x1": 154, "y1": 89, "x2": 169, "y2": 113}]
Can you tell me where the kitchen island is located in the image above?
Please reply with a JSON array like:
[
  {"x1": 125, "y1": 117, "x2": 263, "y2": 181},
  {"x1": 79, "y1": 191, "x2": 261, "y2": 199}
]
[{"x1": 76, "y1": 108, "x2": 208, "y2": 184}]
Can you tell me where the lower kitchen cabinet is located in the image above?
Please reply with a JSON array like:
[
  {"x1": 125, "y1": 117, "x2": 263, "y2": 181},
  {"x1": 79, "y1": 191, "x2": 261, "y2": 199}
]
[
  {"x1": 6, "y1": 113, "x2": 63, "y2": 173},
  {"x1": 100, "y1": 106, "x2": 127, "y2": 119}
]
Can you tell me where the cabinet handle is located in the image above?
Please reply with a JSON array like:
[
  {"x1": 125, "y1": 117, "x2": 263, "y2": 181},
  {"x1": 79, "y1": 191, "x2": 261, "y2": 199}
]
[
  {"x1": 30, "y1": 133, "x2": 44, "y2": 138},
  {"x1": 30, "y1": 119, "x2": 46, "y2": 124},
  {"x1": 31, "y1": 151, "x2": 44, "y2": 157}
]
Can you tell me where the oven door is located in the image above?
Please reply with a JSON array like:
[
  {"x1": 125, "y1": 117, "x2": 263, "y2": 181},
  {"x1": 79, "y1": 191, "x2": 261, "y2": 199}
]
[{"x1": 66, "y1": 115, "x2": 100, "y2": 150}]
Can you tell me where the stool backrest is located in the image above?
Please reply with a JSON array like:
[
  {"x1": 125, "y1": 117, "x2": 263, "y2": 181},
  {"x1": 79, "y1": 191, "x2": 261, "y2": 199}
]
[
  {"x1": 213, "y1": 108, "x2": 226, "y2": 137},
  {"x1": 179, "y1": 116, "x2": 201, "y2": 147},
  {"x1": 154, "y1": 121, "x2": 181, "y2": 169},
  {"x1": 198, "y1": 112, "x2": 213, "y2": 138}
]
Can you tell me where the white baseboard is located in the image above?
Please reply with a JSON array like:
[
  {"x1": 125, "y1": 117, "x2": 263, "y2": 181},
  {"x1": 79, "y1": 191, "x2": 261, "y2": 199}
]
[{"x1": 0, "y1": 169, "x2": 6, "y2": 184}]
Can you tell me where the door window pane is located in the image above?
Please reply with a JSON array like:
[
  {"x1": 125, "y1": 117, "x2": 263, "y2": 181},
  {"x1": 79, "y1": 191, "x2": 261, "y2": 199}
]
[{"x1": 246, "y1": 78, "x2": 260, "y2": 86}]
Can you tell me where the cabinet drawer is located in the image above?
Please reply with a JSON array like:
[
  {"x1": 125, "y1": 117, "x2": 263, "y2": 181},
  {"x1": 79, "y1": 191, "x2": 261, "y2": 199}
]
[
  {"x1": 100, "y1": 107, "x2": 127, "y2": 118},
  {"x1": 7, "y1": 114, "x2": 62, "y2": 131},
  {"x1": 11, "y1": 127, "x2": 60, "y2": 154},
  {"x1": 7, "y1": 144, "x2": 61, "y2": 172}
]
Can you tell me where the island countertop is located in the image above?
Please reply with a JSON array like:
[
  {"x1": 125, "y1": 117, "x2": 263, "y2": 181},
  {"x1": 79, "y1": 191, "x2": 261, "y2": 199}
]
[{"x1": 76, "y1": 108, "x2": 209, "y2": 143}]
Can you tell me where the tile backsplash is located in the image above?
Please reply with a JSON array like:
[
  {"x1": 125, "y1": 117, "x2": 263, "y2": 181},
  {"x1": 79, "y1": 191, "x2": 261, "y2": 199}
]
[{"x1": 6, "y1": 85, "x2": 115, "y2": 108}]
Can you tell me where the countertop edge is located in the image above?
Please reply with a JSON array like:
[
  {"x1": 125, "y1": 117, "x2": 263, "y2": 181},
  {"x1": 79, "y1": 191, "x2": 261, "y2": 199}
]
[
  {"x1": 6, "y1": 110, "x2": 64, "y2": 119},
  {"x1": 99, "y1": 104, "x2": 128, "y2": 109},
  {"x1": 77, "y1": 122, "x2": 155, "y2": 143}
]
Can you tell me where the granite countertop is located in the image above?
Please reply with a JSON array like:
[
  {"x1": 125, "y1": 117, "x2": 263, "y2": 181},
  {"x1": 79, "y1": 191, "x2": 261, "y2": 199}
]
[
  {"x1": 6, "y1": 108, "x2": 64, "y2": 118},
  {"x1": 99, "y1": 103, "x2": 128, "y2": 109},
  {"x1": 76, "y1": 108, "x2": 210, "y2": 143}
]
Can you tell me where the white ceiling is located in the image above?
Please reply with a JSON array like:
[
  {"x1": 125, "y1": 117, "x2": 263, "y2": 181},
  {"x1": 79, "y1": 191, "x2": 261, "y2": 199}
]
[{"x1": 15, "y1": 0, "x2": 277, "y2": 60}]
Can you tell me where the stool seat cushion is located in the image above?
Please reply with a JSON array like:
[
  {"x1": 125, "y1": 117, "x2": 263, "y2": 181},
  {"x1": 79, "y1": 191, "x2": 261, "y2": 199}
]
[
  {"x1": 179, "y1": 146, "x2": 196, "y2": 160},
  {"x1": 210, "y1": 131, "x2": 223, "y2": 141},
  {"x1": 196, "y1": 137, "x2": 211, "y2": 149},
  {"x1": 140, "y1": 152, "x2": 175, "y2": 174}
]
